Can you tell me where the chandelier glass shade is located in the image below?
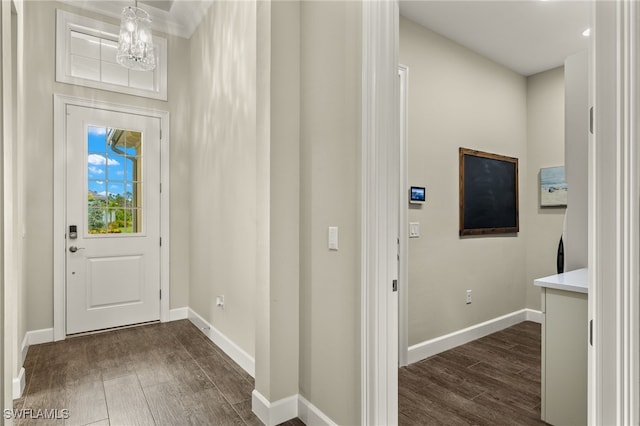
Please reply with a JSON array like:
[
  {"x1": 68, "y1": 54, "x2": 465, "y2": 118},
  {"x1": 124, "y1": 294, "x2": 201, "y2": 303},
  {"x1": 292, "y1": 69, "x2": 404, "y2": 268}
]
[{"x1": 116, "y1": 5, "x2": 156, "y2": 71}]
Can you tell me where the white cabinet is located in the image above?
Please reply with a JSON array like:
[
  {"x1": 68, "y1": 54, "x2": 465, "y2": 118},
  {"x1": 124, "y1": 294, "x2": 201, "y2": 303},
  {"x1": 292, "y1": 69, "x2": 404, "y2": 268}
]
[{"x1": 535, "y1": 269, "x2": 588, "y2": 425}]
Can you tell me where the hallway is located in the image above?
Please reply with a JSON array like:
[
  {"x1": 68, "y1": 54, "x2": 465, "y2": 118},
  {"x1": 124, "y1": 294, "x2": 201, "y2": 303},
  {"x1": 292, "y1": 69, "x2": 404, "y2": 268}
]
[{"x1": 13, "y1": 320, "x2": 302, "y2": 426}]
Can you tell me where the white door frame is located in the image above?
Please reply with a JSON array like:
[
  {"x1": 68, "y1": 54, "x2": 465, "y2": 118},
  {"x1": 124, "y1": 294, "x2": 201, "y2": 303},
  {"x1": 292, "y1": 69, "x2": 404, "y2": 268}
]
[
  {"x1": 398, "y1": 63, "x2": 409, "y2": 368},
  {"x1": 590, "y1": 0, "x2": 640, "y2": 424},
  {"x1": 361, "y1": 1, "x2": 399, "y2": 424},
  {"x1": 2, "y1": 0, "x2": 23, "y2": 409},
  {"x1": 53, "y1": 94, "x2": 170, "y2": 341}
]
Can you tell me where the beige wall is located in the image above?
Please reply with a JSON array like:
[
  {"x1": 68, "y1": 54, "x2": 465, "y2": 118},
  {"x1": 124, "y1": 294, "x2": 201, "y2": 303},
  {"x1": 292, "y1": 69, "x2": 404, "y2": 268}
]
[
  {"x1": 525, "y1": 68, "x2": 566, "y2": 309},
  {"x1": 255, "y1": 0, "x2": 301, "y2": 402},
  {"x1": 400, "y1": 17, "x2": 528, "y2": 345},
  {"x1": 187, "y1": 0, "x2": 257, "y2": 357},
  {"x1": 564, "y1": 52, "x2": 588, "y2": 271},
  {"x1": 299, "y1": 2, "x2": 362, "y2": 424},
  {"x1": 22, "y1": 1, "x2": 191, "y2": 331}
]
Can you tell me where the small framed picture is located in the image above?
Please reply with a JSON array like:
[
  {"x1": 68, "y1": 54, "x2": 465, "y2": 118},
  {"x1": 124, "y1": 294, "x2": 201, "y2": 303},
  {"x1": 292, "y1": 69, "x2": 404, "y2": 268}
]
[{"x1": 540, "y1": 166, "x2": 567, "y2": 207}]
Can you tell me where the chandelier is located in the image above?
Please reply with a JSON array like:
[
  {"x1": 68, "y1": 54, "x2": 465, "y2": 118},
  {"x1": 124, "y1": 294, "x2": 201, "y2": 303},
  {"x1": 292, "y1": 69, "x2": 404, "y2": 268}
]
[{"x1": 116, "y1": 1, "x2": 156, "y2": 71}]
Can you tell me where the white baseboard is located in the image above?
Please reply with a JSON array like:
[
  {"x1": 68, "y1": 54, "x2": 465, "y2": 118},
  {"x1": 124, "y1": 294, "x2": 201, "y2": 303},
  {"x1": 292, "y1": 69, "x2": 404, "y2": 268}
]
[
  {"x1": 251, "y1": 391, "x2": 271, "y2": 425},
  {"x1": 298, "y1": 394, "x2": 338, "y2": 426},
  {"x1": 19, "y1": 327, "x2": 54, "y2": 366},
  {"x1": 14, "y1": 328, "x2": 55, "y2": 399},
  {"x1": 20, "y1": 333, "x2": 28, "y2": 366},
  {"x1": 168, "y1": 307, "x2": 189, "y2": 321},
  {"x1": 12, "y1": 367, "x2": 25, "y2": 399},
  {"x1": 26, "y1": 328, "x2": 54, "y2": 346},
  {"x1": 187, "y1": 308, "x2": 255, "y2": 377},
  {"x1": 251, "y1": 391, "x2": 337, "y2": 426},
  {"x1": 525, "y1": 308, "x2": 543, "y2": 323},
  {"x1": 408, "y1": 308, "x2": 543, "y2": 365},
  {"x1": 251, "y1": 390, "x2": 298, "y2": 426}
]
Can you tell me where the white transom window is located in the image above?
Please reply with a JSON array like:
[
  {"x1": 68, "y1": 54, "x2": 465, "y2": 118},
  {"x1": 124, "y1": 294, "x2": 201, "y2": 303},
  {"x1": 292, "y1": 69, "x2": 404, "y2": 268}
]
[{"x1": 56, "y1": 9, "x2": 167, "y2": 101}]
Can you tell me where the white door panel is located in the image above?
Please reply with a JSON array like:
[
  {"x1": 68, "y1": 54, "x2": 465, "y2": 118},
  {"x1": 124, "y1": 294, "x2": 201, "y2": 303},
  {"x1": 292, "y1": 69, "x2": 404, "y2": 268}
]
[
  {"x1": 66, "y1": 105, "x2": 160, "y2": 334},
  {"x1": 86, "y1": 255, "x2": 143, "y2": 307}
]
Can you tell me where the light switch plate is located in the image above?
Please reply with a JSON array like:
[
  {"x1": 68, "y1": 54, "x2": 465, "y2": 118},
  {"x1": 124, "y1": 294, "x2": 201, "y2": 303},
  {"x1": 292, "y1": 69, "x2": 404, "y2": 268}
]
[
  {"x1": 409, "y1": 222, "x2": 420, "y2": 238},
  {"x1": 328, "y1": 226, "x2": 339, "y2": 250}
]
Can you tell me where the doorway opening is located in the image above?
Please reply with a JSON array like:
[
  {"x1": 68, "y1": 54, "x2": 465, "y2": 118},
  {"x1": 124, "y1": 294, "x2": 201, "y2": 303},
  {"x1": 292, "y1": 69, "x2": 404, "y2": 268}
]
[{"x1": 53, "y1": 95, "x2": 171, "y2": 340}]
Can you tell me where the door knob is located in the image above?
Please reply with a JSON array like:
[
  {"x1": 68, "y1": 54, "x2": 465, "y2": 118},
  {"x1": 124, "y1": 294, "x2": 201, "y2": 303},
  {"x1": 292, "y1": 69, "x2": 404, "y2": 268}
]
[{"x1": 69, "y1": 246, "x2": 85, "y2": 253}]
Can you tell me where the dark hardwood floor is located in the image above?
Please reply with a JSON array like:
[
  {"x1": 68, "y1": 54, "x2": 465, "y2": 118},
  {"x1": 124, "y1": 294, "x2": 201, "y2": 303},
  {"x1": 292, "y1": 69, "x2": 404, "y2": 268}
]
[
  {"x1": 14, "y1": 319, "x2": 543, "y2": 425},
  {"x1": 13, "y1": 320, "x2": 304, "y2": 426},
  {"x1": 399, "y1": 321, "x2": 546, "y2": 426}
]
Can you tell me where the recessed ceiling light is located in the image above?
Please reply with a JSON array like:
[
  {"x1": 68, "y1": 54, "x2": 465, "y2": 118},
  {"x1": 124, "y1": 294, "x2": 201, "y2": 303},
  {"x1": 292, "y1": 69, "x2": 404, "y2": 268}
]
[{"x1": 582, "y1": 28, "x2": 592, "y2": 37}]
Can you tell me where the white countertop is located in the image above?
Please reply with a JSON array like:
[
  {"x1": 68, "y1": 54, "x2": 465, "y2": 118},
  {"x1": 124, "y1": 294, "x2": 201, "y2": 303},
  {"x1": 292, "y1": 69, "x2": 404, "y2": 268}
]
[{"x1": 534, "y1": 268, "x2": 588, "y2": 294}]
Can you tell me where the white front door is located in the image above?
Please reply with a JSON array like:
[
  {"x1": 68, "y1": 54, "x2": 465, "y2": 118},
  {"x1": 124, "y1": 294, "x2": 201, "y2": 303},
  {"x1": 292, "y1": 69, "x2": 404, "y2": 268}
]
[{"x1": 65, "y1": 105, "x2": 161, "y2": 334}]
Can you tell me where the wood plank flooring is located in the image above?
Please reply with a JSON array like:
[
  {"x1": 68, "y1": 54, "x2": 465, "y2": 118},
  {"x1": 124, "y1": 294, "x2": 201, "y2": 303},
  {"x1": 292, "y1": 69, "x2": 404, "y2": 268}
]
[
  {"x1": 13, "y1": 320, "x2": 304, "y2": 426},
  {"x1": 399, "y1": 321, "x2": 546, "y2": 426},
  {"x1": 15, "y1": 319, "x2": 543, "y2": 425}
]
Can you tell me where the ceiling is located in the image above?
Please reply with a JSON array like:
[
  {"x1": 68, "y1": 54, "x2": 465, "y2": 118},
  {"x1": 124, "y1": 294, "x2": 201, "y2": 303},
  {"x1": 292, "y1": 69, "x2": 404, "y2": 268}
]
[
  {"x1": 65, "y1": 0, "x2": 590, "y2": 76},
  {"x1": 400, "y1": 0, "x2": 591, "y2": 76}
]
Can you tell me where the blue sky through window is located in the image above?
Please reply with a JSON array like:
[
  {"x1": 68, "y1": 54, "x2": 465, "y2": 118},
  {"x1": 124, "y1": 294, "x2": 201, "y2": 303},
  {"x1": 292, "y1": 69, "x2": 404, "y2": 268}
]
[{"x1": 87, "y1": 126, "x2": 137, "y2": 198}]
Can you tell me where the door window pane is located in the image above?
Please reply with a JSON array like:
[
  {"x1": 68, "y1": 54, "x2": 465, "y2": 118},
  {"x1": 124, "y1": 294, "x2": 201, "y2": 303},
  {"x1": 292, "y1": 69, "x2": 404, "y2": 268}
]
[
  {"x1": 87, "y1": 126, "x2": 143, "y2": 234},
  {"x1": 107, "y1": 155, "x2": 126, "y2": 178}
]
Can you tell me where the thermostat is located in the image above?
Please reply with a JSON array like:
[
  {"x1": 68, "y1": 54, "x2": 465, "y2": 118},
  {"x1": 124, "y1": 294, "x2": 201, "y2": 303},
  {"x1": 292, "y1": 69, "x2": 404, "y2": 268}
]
[{"x1": 409, "y1": 186, "x2": 426, "y2": 204}]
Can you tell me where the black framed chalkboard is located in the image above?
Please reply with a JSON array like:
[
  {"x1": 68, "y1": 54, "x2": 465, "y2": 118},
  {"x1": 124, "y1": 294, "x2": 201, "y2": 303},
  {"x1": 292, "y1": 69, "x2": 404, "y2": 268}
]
[{"x1": 459, "y1": 148, "x2": 519, "y2": 236}]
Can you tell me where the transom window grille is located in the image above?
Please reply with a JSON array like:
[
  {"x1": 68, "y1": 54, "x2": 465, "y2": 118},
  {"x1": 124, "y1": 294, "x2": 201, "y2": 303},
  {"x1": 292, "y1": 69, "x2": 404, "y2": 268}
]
[{"x1": 56, "y1": 10, "x2": 167, "y2": 100}]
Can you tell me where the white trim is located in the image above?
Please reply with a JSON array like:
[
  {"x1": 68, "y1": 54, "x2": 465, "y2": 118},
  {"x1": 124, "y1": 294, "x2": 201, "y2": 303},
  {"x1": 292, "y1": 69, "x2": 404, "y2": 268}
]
[
  {"x1": 12, "y1": 367, "x2": 24, "y2": 399},
  {"x1": 19, "y1": 332, "x2": 27, "y2": 365},
  {"x1": 187, "y1": 308, "x2": 255, "y2": 377},
  {"x1": 251, "y1": 391, "x2": 270, "y2": 425},
  {"x1": 298, "y1": 394, "x2": 338, "y2": 426},
  {"x1": 251, "y1": 390, "x2": 298, "y2": 426},
  {"x1": 361, "y1": 1, "x2": 399, "y2": 424},
  {"x1": 53, "y1": 95, "x2": 66, "y2": 341},
  {"x1": 20, "y1": 328, "x2": 53, "y2": 366},
  {"x1": 168, "y1": 307, "x2": 188, "y2": 321},
  {"x1": 398, "y1": 63, "x2": 409, "y2": 368},
  {"x1": 587, "y1": 2, "x2": 597, "y2": 425},
  {"x1": 407, "y1": 309, "x2": 542, "y2": 365},
  {"x1": 249, "y1": 392, "x2": 338, "y2": 426},
  {"x1": 14, "y1": 327, "x2": 55, "y2": 399},
  {"x1": 592, "y1": 1, "x2": 640, "y2": 424},
  {"x1": 55, "y1": 10, "x2": 168, "y2": 101},
  {"x1": 53, "y1": 94, "x2": 170, "y2": 341},
  {"x1": 159, "y1": 113, "x2": 171, "y2": 324},
  {"x1": 25, "y1": 328, "x2": 54, "y2": 346},
  {"x1": 2, "y1": 0, "x2": 20, "y2": 410},
  {"x1": 525, "y1": 308, "x2": 544, "y2": 324},
  {"x1": 15, "y1": 0, "x2": 26, "y2": 400}
]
